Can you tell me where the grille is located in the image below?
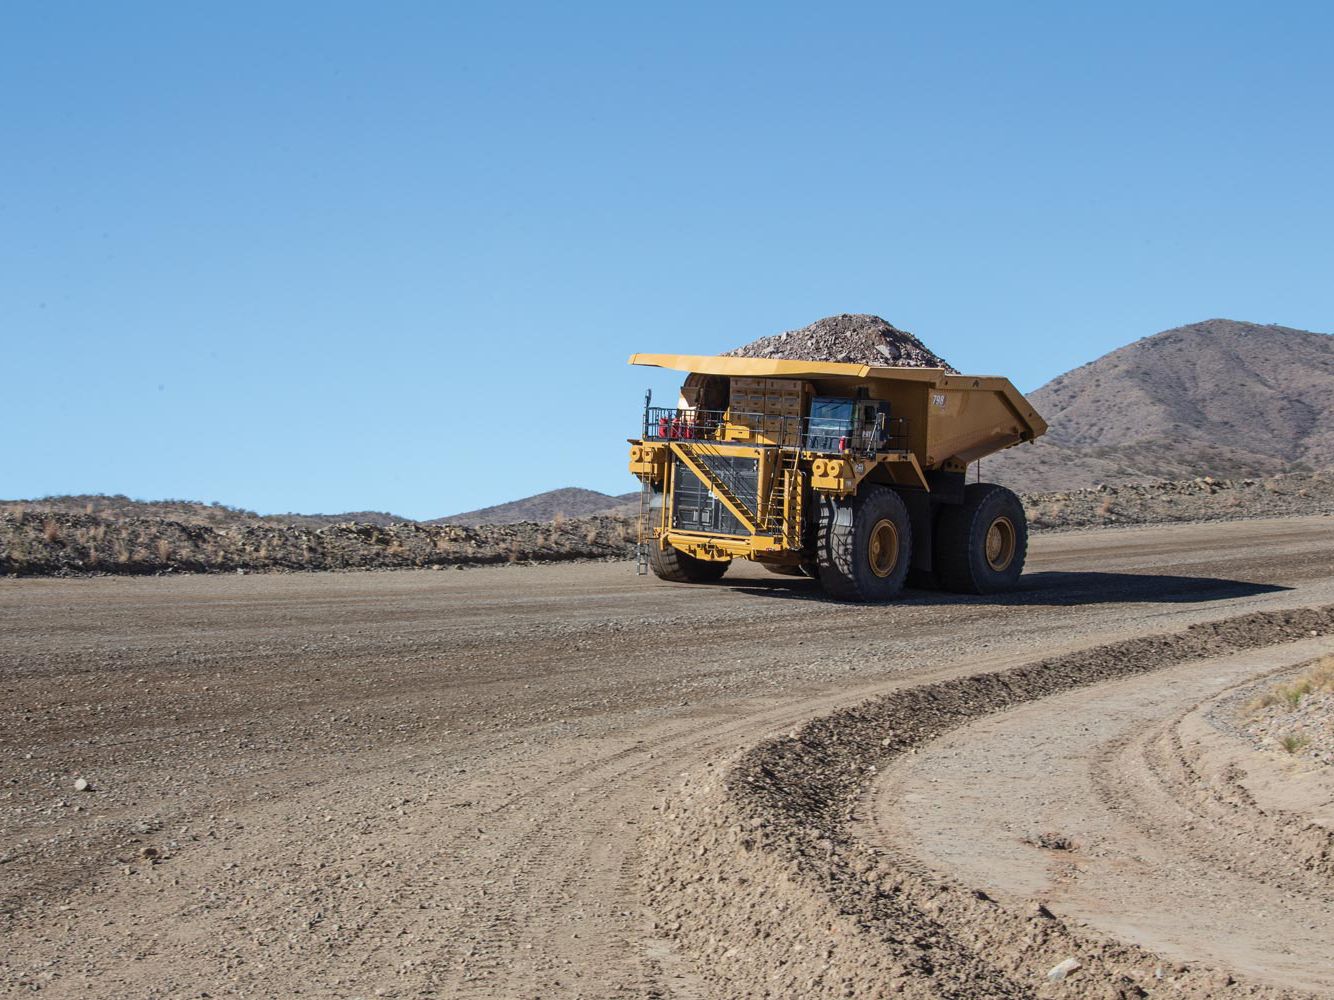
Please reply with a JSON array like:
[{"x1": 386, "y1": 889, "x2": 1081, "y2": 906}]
[{"x1": 671, "y1": 455, "x2": 756, "y2": 536}]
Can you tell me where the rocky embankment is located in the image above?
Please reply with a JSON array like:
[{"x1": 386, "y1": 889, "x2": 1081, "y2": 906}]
[
  {"x1": 0, "y1": 511, "x2": 634, "y2": 577},
  {"x1": 1023, "y1": 470, "x2": 1334, "y2": 530},
  {"x1": 3, "y1": 472, "x2": 1330, "y2": 577}
]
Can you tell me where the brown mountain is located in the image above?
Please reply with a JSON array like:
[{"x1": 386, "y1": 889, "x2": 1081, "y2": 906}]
[
  {"x1": 431, "y1": 487, "x2": 640, "y2": 526},
  {"x1": 986, "y1": 319, "x2": 1334, "y2": 490}
]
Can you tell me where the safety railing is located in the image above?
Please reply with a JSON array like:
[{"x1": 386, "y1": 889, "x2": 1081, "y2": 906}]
[{"x1": 643, "y1": 407, "x2": 735, "y2": 442}]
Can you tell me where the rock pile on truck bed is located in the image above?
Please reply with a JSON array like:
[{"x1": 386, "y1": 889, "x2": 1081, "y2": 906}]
[{"x1": 725, "y1": 313, "x2": 958, "y2": 371}]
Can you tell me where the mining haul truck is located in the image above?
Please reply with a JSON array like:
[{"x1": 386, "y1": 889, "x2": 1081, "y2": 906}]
[{"x1": 627, "y1": 353, "x2": 1048, "y2": 601}]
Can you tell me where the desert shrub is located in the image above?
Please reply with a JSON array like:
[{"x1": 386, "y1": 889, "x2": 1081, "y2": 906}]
[
  {"x1": 1283, "y1": 681, "x2": 1312, "y2": 709},
  {"x1": 1280, "y1": 733, "x2": 1311, "y2": 754},
  {"x1": 1247, "y1": 657, "x2": 1334, "y2": 715},
  {"x1": 1307, "y1": 655, "x2": 1334, "y2": 693}
]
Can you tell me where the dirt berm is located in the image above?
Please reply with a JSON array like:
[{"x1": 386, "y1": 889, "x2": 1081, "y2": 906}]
[
  {"x1": 4, "y1": 472, "x2": 1331, "y2": 577},
  {"x1": 0, "y1": 511, "x2": 634, "y2": 577},
  {"x1": 643, "y1": 606, "x2": 1334, "y2": 999}
]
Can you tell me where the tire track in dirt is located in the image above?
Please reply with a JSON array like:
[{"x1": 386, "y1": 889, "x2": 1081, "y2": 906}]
[
  {"x1": 875, "y1": 639, "x2": 1334, "y2": 995},
  {"x1": 1094, "y1": 701, "x2": 1334, "y2": 897},
  {"x1": 643, "y1": 607, "x2": 1334, "y2": 998},
  {"x1": 6, "y1": 518, "x2": 1334, "y2": 997}
]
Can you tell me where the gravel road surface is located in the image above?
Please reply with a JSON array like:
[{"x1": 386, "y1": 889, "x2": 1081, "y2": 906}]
[{"x1": 3, "y1": 515, "x2": 1333, "y2": 998}]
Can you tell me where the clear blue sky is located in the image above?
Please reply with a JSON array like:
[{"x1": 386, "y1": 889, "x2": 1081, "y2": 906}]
[{"x1": 4, "y1": 3, "x2": 1331, "y2": 518}]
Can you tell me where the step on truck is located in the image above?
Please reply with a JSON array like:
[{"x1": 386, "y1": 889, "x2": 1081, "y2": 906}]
[{"x1": 627, "y1": 353, "x2": 1048, "y2": 601}]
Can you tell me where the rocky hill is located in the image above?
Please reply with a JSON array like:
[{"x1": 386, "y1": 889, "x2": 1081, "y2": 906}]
[
  {"x1": 432, "y1": 487, "x2": 640, "y2": 526},
  {"x1": 721, "y1": 314, "x2": 1333, "y2": 491},
  {"x1": 988, "y1": 319, "x2": 1333, "y2": 490}
]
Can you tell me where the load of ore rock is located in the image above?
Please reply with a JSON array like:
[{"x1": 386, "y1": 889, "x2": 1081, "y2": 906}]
[{"x1": 725, "y1": 313, "x2": 957, "y2": 373}]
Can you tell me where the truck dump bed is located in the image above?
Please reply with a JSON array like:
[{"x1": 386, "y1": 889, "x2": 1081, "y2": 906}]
[{"x1": 630, "y1": 353, "x2": 1047, "y2": 471}]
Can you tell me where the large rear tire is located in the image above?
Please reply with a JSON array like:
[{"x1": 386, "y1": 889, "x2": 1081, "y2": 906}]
[
  {"x1": 815, "y1": 485, "x2": 912, "y2": 601},
  {"x1": 648, "y1": 543, "x2": 730, "y2": 583},
  {"x1": 935, "y1": 483, "x2": 1027, "y2": 594}
]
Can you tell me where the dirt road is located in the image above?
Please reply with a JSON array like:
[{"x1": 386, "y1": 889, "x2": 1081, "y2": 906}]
[
  {"x1": 866, "y1": 638, "x2": 1334, "y2": 994},
  {"x1": 3, "y1": 515, "x2": 1333, "y2": 998}
]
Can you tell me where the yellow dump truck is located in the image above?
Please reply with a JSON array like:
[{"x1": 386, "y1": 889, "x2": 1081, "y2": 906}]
[{"x1": 627, "y1": 353, "x2": 1048, "y2": 600}]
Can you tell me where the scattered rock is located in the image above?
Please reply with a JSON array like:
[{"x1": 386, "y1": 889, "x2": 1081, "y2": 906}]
[
  {"x1": 73, "y1": 777, "x2": 90, "y2": 792},
  {"x1": 1028, "y1": 831, "x2": 1077, "y2": 851},
  {"x1": 1048, "y1": 957, "x2": 1083, "y2": 982}
]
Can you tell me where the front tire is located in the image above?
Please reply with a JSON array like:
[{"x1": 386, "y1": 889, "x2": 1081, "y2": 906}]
[
  {"x1": 935, "y1": 484, "x2": 1027, "y2": 594},
  {"x1": 648, "y1": 543, "x2": 730, "y2": 583},
  {"x1": 815, "y1": 485, "x2": 912, "y2": 601}
]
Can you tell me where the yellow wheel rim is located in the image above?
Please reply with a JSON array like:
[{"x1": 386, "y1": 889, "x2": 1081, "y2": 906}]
[
  {"x1": 985, "y1": 516, "x2": 1016, "y2": 571},
  {"x1": 868, "y1": 518, "x2": 900, "y2": 578}
]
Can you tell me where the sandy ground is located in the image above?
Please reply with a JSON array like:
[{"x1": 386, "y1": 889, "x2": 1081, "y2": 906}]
[
  {"x1": 3, "y1": 515, "x2": 1334, "y2": 998},
  {"x1": 866, "y1": 639, "x2": 1334, "y2": 993}
]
